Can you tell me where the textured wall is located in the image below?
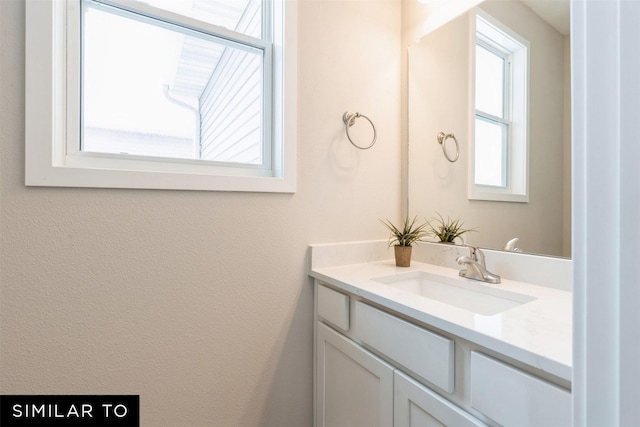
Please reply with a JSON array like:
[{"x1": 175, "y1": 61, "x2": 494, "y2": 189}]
[{"x1": 0, "y1": 1, "x2": 401, "y2": 426}]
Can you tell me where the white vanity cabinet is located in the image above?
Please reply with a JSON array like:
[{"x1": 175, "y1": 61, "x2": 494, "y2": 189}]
[
  {"x1": 315, "y1": 283, "x2": 487, "y2": 427},
  {"x1": 314, "y1": 281, "x2": 572, "y2": 427}
]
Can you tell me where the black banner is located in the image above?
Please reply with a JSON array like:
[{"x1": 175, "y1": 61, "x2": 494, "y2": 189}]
[{"x1": 0, "y1": 395, "x2": 139, "y2": 427}]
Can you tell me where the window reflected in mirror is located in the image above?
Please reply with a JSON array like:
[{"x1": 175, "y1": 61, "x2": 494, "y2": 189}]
[{"x1": 471, "y1": 12, "x2": 528, "y2": 200}]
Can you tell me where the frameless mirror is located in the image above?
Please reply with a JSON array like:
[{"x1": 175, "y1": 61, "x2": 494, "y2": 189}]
[{"x1": 408, "y1": 0, "x2": 571, "y2": 258}]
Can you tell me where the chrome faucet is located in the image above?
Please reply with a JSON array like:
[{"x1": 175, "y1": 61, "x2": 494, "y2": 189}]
[{"x1": 456, "y1": 245, "x2": 501, "y2": 284}]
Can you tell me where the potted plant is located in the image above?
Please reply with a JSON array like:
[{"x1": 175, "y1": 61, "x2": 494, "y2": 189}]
[
  {"x1": 381, "y1": 216, "x2": 429, "y2": 267},
  {"x1": 426, "y1": 213, "x2": 475, "y2": 244}
]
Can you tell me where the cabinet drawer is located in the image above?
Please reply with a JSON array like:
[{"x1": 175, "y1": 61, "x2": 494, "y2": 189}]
[
  {"x1": 317, "y1": 284, "x2": 350, "y2": 331},
  {"x1": 470, "y1": 352, "x2": 571, "y2": 427},
  {"x1": 354, "y1": 301, "x2": 455, "y2": 393}
]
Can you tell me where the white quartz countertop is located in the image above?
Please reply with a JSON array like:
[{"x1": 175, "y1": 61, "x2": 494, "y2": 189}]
[{"x1": 310, "y1": 259, "x2": 572, "y2": 381}]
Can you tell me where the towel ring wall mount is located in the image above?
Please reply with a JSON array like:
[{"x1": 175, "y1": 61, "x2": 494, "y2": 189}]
[
  {"x1": 437, "y1": 131, "x2": 459, "y2": 162},
  {"x1": 343, "y1": 111, "x2": 377, "y2": 150}
]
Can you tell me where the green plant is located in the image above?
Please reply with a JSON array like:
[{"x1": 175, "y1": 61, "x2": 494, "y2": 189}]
[
  {"x1": 381, "y1": 216, "x2": 429, "y2": 247},
  {"x1": 427, "y1": 213, "x2": 475, "y2": 243}
]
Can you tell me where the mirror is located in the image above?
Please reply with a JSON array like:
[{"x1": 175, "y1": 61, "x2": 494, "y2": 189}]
[{"x1": 408, "y1": 0, "x2": 571, "y2": 258}]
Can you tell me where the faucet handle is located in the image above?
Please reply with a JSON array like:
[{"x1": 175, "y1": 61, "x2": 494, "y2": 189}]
[
  {"x1": 466, "y1": 244, "x2": 478, "y2": 259},
  {"x1": 475, "y1": 247, "x2": 486, "y2": 267},
  {"x1": 466, "y1": 245, "x2": 486, "y2": 267}
]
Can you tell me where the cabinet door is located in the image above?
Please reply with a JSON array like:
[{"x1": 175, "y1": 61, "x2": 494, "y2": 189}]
[
  {"x1": 395, "y1": 371, "x2": 487, "y2": 427},
  {"x1": 316, "y1": 322, "x2": 394, "y2": 427}
]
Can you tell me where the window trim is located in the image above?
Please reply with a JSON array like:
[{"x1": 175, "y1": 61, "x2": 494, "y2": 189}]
[
  {"x1": 25, "y1": 0, "x2": 297, "y2": 192},
  {"x1": 468, "y1": 9, "x2": 529, "y2": 203}
]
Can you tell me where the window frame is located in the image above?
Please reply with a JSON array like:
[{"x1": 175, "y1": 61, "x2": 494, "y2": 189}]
[
  {"x1": 468, "y1": 9, "x2": 529, "y2": 203},
  {"x1": 25, "y1": 0, "x2": 297, "y2": 192}
]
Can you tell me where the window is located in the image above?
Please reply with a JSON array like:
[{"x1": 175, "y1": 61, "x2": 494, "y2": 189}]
[
  {"x1": 470, "y1": 11, "x2": 528, "y2": 202},
  {"x1": 475, "y1": 42, "x2": 508, "y2": 187},
  {"x1": 25, "y1": 0, "x2": 296, "y2": 192}
]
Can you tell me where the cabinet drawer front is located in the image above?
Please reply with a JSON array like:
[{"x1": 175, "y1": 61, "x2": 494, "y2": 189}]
[
  {"x1": 470, "y1": 352, "x2": 571, "y2": 427},
  {"x1": 395, "y1": 371, "x2": 486, "y2": 427},
  {"x1": 317, "y1": 284, "x2": 350, "y2": 331},
  {"x1": 354, "y1": 301, "x2": 455, "y2": 393}
]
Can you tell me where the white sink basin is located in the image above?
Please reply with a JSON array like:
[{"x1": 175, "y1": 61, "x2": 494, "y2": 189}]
[{"x1": 372, "y1": 271, "x2": 535, "y2": 315}]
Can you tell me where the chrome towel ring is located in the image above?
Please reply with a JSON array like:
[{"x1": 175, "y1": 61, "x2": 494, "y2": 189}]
[
  {"x1": 343, "y1": 111, "x2": 377, "y2": 150},
  {"x1": 437, "y1": 131, "x2": 459, "y2": 162}
]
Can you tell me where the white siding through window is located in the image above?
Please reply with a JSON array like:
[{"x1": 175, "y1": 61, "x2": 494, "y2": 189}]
[{"x1": 199, "y1": 0, "x2": 263, "y2": 164}]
